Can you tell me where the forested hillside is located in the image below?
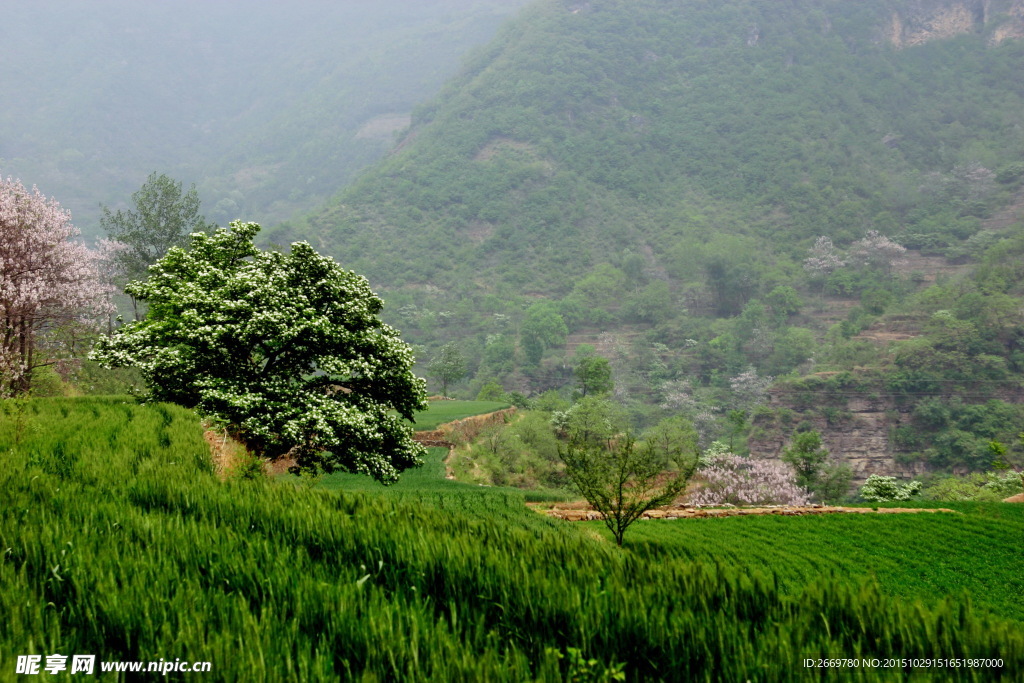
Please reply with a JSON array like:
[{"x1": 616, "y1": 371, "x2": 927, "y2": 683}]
[
  {"x1": 0, "y1": 0, "x2": 532, "y2": 238},
  {"x1": 296, "y1": 0, "x2": 1024, "y2": 287},
  {"x1": 285, "y1": 0, "x2": 1024, "y2": 478}
]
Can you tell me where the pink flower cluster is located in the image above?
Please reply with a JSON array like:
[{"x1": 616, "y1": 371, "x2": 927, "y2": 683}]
[
  {"x1": 689, "y1": 453, "x2": 811, "y2": 506},
  {"x1": 1, "y1": 177, "x2": 113, "y2": 395}
]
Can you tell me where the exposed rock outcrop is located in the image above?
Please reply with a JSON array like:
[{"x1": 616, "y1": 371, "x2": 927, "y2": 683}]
[
  {"x1": 886, "y1": 0, "x2": 1024, "y2": 48},
  {"x1": 749, "y1": 392, "x2": 928, "y2": 485}
]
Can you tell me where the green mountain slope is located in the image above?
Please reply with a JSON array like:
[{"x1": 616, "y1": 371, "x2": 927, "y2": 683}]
[
  {"x1": 283, "y1": 0, "x2": 1024, "y2": 463},
  {"x1": 293, "y1": 0, "x2": 1024, "y2": 298}
]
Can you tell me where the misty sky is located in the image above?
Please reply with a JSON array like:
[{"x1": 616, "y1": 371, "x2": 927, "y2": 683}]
[{"x1": 0, "y1": 1, "x2": 532, "y2": 238}]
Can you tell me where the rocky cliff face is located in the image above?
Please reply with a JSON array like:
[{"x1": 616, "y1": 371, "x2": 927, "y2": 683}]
[
  {"x1": 886, "y1": 0, "x2": 1024, "y2": 47},
  {"x1": 749, "y1": 378, "x2": 1024, "y2": 485},
  {"x1": 748, "y1": 391, "x2": 928, "y2": 486}
]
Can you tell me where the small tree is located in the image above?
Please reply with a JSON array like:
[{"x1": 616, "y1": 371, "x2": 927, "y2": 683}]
[
  {"x1": 91, "y1": 221, "x2": 427, "y2": 483},
  {"x1": 476, "y1": 378, "x2": 506, "y2": 402},
  {"x1": 729, "y1": 366, "x2": 772, "y2": 413},
  {"x1": 100, "y1": 172, "x2": 214, "y2": 319},
  {"x1": 859, "y1": 475, "x2": 922, "y2": 502},
  {"x1": 427, "y1": 342, "x2": 465, "y2": 397},
  {"x1": 519, "y1": 301, "x2": 567, "y2": 366},
  {"x1": 642, "y1": 416, "x2": 699, "y2": 468},
  {"x1": 559, "y1": 435, "x2": 698, "y2": 546},
  {"x1": 849, "y1": 230, "x2": 906, "y2": 277},
  {"x1": 989, "y1": 436, "x2": 1024, "y2": 492},
  {"x1": 781, "y1": 429, "x2": 853, "y2": 503},
  {"x1": 551, "y1": 395, "x2": 625, "y2": 446},
  {"x1": 803, "y1": 236, "x2": 845, "y2": 289},
  {"x1": 573, "y1": 346, "x2": 613, "y2": 397},
  {"x1": 690, "y1": 452, "x2": 811, "y2": 506},
  {"x1": 782, "y1": 430, "x2": 829, "y2": 489}
]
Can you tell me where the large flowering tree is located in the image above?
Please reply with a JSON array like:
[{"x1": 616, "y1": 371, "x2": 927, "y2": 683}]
[
  {"x1": 0, "y1": 177, "x2": 111, "y2": 397},
  {"x1": 91, "y1": 221, "x2": 428, "y2": 483}
]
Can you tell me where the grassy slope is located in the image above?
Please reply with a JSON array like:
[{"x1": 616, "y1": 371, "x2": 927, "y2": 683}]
[
  {"x1": 407, "y1": 399, "x2": 510, "y2": 431},
  {"x1": 3, "y1": 398, "x2": 1023, "y2": 681}
]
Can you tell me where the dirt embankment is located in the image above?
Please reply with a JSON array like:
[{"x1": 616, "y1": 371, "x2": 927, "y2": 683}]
[
  {"x1": 413, "y1": 407, "x2": 517, "y2": 448},
  {"x1": 532, "y1": 502, "x2": 958, "y2": 522},
  {"x1": 205, "y1": 429, "x2": 253, "y2": 479}
]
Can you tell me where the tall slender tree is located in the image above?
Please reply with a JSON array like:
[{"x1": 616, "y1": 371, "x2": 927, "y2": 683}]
[{"x1": 100, "y1": 172, "x2": 213, "y2": 319}]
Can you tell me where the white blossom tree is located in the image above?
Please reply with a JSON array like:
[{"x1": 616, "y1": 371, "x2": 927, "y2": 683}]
[
  {"x1": 91, "y1": 221, "x2": 428, "y2": 483},
  {"x1": 0, "y1": 177, "x2": 111, "y2": 396},
  {"x1": 803, "y1": 236, "x2": 845, "y2": 278},
  {"x1": 729, "y1": 366, "x2": 773, "y2": 413},
  {"x1": 849, "y1": 230, "x2": 906, "y2": 276},
  {"x1": 803, "y1": 236, "x2": 846, "y2": 294}
]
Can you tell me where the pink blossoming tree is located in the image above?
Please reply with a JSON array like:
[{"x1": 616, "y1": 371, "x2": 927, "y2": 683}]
[
  {"x1": 0, "y1": 177, "x2": 111, "y2": 396},
  {"x1": 689, "y1": 452, "x2": 811, "y2": 506}
]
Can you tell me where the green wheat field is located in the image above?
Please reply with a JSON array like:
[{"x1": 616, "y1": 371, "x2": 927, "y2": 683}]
[{"x1": 1, "y1": 398, "x2": 1021, "y2": 681}]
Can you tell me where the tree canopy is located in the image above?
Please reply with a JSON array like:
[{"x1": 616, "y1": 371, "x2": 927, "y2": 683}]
[
  {"x1": 91, "y1": 221, "x2": 427, "y2": 482},
  {"x1": 427, "y1": 341, "x2": 466, "y2": 397},
  {"x1": 559, "y1": 435, "x2": 697, "y2": 546},
  {"x1": 100, "y1": 173, "x2": 213, "y2": 319},
  {"x1": 572, "y1": 345, "x2": 613, "y2": 398}
]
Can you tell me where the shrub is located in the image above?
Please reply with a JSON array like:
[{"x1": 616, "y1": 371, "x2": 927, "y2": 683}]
[
  {"x1": 921, "y1": 473, "x2": 1023, "y2": 502},
  {"x1": 859, "y1": 474, "x2": 922, "y2": 502}
]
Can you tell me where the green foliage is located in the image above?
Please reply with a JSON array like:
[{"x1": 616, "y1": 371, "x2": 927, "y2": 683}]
[
  {"x1": 921, "y1": 472, "x2": 1023, "y2": 502},
  {"x1": 641, "y1": 416, "x2": 699, "y2": 469},
  {"x1": 91, "y1": 222, "x2": 427, "y2": 483},
  {"x1": 781, "y1": 430, "x2": 829, "y2": 490},
  {"x1": 573, "y1": 348, "x2": 613, "y2": 398},
  {"x1": 519, "y1": 301, "x2": 567, "y2": 366},
  {"x1": 781, "y1": 429, "x2": 853, "y2": 503},
  {"x1": 559, "y1": 435, "x2": 697, "y2": 546},
  {"x1": 476, "y1": 378, "x2": 506, "y2": 402},
  {"x1": 860, "y1": 287, "x2": 895, "y2": 315},
  {"x1": 764, "y1": 285, "x2": 802, "y2": 322},
  {"x1": 859, "y1": 474, "x2": 923, "y2": 502},
  {"x1": 905, "y1": 398, "x2": 1024, "y2": 470},
  {"x1": 550, "y1": 396, "x2": 626, "y2": 446},
  {"x1": 100, "y1": 172, "x2": 213, "y2": 286},
  {"x1": 453, "y1": 411, "x2": 568, "y2": 489},
  {"x1": 294, "y1": 0, "x2": 1024, "y2": 304},
  {"x1": 427, "y1": 341, "x2": 466, "y2": 397},
  {"x1": 255, "y1": 0, "x2": 1024, "y2": 425}
]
